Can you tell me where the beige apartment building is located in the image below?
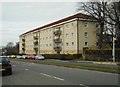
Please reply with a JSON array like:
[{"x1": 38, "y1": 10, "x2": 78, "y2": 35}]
[{"x1": 19, "y1": 13, "x2": 99, "y2": 55}]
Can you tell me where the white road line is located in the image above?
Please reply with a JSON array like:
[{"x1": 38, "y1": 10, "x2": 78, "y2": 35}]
[
  {"x1": 80, "y1": 84, "x2": 90, "y2": 87},
  {"x1": 13, "y1": 65, "x2": 16, "y2": 67},
  {"x1": 52, "y1": 76, "x2": 64, "y2": 81},
  {"x1": 25, "y1": 69, "x2": 29, "y2": 70},
  {"x1": 40, "y1": 73, "x2": 64, "y2": 81},
  {"x1": 40, "y1": 73, "x2": 52, "y2": 77}
]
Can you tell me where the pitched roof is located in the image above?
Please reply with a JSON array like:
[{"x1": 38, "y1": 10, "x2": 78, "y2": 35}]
[{"x1": 20, "y1": 13, "x2": 93, "y2": 36}]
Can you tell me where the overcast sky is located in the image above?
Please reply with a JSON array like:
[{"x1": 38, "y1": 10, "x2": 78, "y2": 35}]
[
  {"x1": 0, "y1": 0, "x2": 118, "y2": 48},
  {"x1": 0, "y1": 0, "x2": 90, "y2": 47}
]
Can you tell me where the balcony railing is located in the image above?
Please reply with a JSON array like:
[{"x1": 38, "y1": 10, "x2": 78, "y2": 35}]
[
  {"x1": 34, "y1": 41, "x2": 38, "y2": 45},
  {"x1": 54, "y1": 47, "x2": 62, "y2": 51},
  {"x1": 33, "y1": 46, "x2": 38, "y2": 51},
  {"x1": 22, "y1": 39, "x2": 25, "y2": 42},
  {"x1": 22, "y1": 43, "x2": 25, "y2": 47},
  {"x1": 54, "y1": 37, "x2": 62, "y2": 43},
  {"x1": 34, "y1": 36, "x2": 38, "y2": 40},
  {"x1": 22, "y1": 48, "x2": 25, "y2": 51},
  {"x1": 96, "y1": 29, "x2": 101, "y2": 36},
  {"x1": 54, "y1": 44, "x2": 62, "y2": 51},
  {"x1": 53, "y1": 29, "x2": 61, "y2": 35}
]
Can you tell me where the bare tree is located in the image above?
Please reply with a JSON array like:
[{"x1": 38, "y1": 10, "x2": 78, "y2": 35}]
[
  {"x1": 6, "y1": 42, "x2": 14, "y2": 48},
  {"x1": 77, "y1": 1, "x2": 120, "y2": 48},
  {"x1": 2, "y1": 42, "x2": 19, "y2": 55}
]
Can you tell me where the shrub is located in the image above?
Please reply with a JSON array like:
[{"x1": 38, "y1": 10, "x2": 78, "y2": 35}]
[{"x1": 42, "y1": 54, "x2": 82, "y2": 60}]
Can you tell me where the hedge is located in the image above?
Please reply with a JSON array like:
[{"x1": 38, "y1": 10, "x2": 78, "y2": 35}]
[{"x1": 42, "y1": 54, "x2": 82, "y2": 60}]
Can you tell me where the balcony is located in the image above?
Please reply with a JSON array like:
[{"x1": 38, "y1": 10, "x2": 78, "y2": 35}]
[
  {"x1": 22, "y1": 43, "x2": 25, "y2": 47},
  {"x1": 54, "y1": 44, "x2": 62, "y2": 51},
  {"x1": 96, "y1": 29, "x2": 101, "y2": 36},
  {"x1": 22, "y1": 48, "x2": 25, "y2": 51},
  {"x1": 34, "y1": 36, "x2": 38, "y2": 40},
  {"x1": 34, "y1": 41, "x2": 38, "y2": 45},
  {"x1": 53, "y1": 29, "x2": 61, "y2": 35},
  {"x1": 54, "y1": 37, "x2": 62, "y2": 43},
  {"x1": 34, "y1": 46, "x2": 38, "y2": 51},
  {"x1": 54, "y1": 47, "x2": 62, "y2": 51},
  {"x1": 22, "y1": 39, "x2": 25, "y2": 42}
]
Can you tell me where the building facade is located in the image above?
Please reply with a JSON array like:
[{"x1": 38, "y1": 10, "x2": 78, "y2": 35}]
[{"x1": 19, "y1": 13, "x2": 99, "y2": 55}]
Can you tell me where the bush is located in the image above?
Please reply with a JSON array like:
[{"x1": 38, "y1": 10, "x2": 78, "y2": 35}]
[{"x1": 43, "y1": 54, "x2": 82, "y2": 60}]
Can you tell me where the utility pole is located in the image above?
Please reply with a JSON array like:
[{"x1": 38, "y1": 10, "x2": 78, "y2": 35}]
[{"x1": 112, "y1": 37, "x2": 116, "y2": 62}]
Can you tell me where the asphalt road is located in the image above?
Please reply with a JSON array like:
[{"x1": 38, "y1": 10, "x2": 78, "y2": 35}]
[
  {"x1": 2, "y1": 61, "x2": 119, "y2": 86},
  {"x1": 41, "y1": 59, "x2": 118, "y2": 68},
  {"x1": 16, "y1": 59, "x2": 118, "y2": 68}
]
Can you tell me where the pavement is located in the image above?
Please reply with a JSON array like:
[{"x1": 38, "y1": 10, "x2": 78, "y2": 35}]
[{"x1": 2, "y1": 61, "x2": 119, "y2": 86}]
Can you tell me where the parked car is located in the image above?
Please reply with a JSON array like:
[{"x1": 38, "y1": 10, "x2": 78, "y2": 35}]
[
  {"x1": 20, "y1": 55, "x2": 28, "y2": 59},
  {"x1": 9, "y1": 55, "x2": 16, "y2": 58},
  {"x1": 0, "y1": 56, "x2": 12, "y2": 75},
  {"x1": 16, "y1": 55, "x2": 22, "y2": 59},
  {"x1": 35, "y1": 55, "x2": 45, "y2": 60},
  {"x1": 28, "y1": 55, "x2": 36, "y2": 60}
]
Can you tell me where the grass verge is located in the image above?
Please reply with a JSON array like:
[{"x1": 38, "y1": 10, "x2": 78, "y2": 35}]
[{"x1": 11, "y1": 59, "x2": 119, "y2": 74}]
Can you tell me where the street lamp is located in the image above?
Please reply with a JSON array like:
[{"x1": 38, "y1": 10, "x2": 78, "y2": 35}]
[{"x1": 112, "y1": 37, "x2": 116, "y2": 62}]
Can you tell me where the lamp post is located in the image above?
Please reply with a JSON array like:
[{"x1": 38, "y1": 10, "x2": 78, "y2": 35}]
[{"x1": 112, "y1": 37, "x2": 116, "y2": 62}]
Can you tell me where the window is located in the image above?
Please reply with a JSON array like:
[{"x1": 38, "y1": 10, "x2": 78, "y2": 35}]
[
  {"x1": 85, "y1": 22, "x2": 88, "y2": 27},
  {"x1": 96, "y1": 23, "x2": 100, "y2": 28},
  {"x1": 66, "y1": 24, "x2": 68, "y2": 28},
  {"x1": 85, "y1": 32, "x2": 88, "y2": 37},
  {"x1": 72, "y1": 23, "x2": 74, "y2": 26},
  {"x1": 49, "y1": 36, "x2": 51, "y2": 39},
  {"x1": 66, "y1": 42, "x2": 69, "y2": 46},
  {"x1": 72, "y1": 42, "x2": 74, "y2": 45},
  {"x1": 71, "y1": 33, "x2": 74, "y2": 36},
  {"x1": 85, "y1": 42, "x2": 88, "y2": 46},
  {"x1": 66, "y1": 33, "x2": 68, "y2": 37},
  {"x1": 60, "y1": 28, "x2": 63, "y2": 31},
  {"x1": 46, "y1": 44, "x2": 48, "y2": 46},
  {"x1": 49, "y1": 44, "x2": 51, "y2": 47},
  {"x1": 46, "y1": 37, "x2": 48, "y2": 39}
]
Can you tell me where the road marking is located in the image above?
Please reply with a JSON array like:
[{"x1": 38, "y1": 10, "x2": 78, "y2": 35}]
[
  {"x1": 31, "y1": 63, "x2": 35, "y2": 64},
  {"x1": 40, "y1": 73, "x2": 52, "y2": 77},
  {"x1": 52, "y1": 76, "x2": 64, "y2": 81},
  {"x1": 13, "y1": 65, "x2": 16, "y2": 67},
  {"x1": 79, "y1": 84, "x2": 90, "y2": 87},
  {"x1": 25, "y1": 69, "x2": 29, "y2": 70},
  {"x1": 40, "y1": 73, "x2": 64, "y2": 81}
]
